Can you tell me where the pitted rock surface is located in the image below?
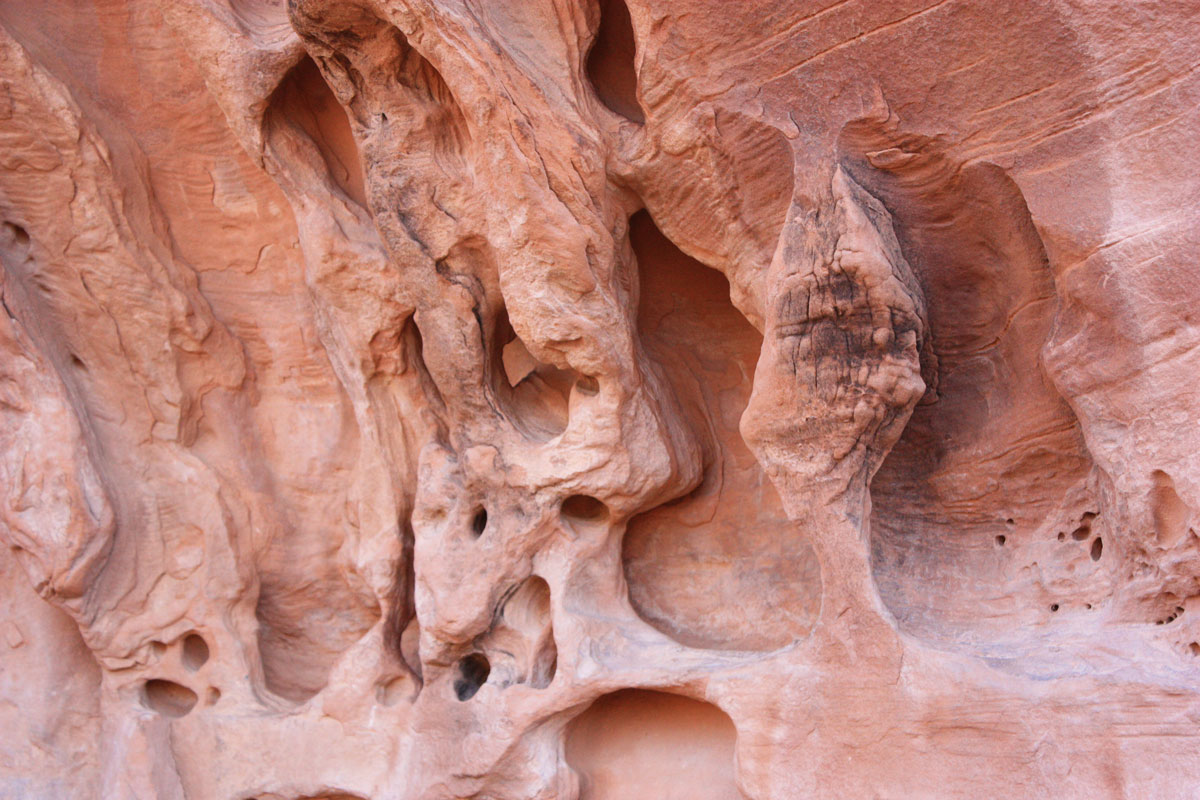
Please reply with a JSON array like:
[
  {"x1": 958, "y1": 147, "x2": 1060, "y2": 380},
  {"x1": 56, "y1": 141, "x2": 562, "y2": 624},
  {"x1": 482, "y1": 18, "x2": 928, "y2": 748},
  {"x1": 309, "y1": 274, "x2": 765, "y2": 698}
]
[{"x1": 2, "y1": 1, "x2": 1200, "y2": 798}]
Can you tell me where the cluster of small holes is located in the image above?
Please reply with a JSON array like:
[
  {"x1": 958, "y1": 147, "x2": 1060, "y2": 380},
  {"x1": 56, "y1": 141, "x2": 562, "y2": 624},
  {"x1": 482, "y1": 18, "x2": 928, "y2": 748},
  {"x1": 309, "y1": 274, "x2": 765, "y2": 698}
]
[
  {"x1": 1049, "y1": 511, "x2": 1103, "y2": 562},
  {"x1": 140, "y1": 633, "x2": 216, "y2": 718},
  {"x1": 1023, "y1": 511, "x2": 1109, "y2": 616},
  {"x1": 1156, "y1": 606, "x2": 1185, "y2": 626}
]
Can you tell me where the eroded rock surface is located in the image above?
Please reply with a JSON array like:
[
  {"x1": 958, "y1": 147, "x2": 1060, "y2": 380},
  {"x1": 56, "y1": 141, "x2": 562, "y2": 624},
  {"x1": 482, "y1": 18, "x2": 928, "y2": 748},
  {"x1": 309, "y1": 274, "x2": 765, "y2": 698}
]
[{"x1": 2, "y1": 1, "x2": 1200, "y2": 798}]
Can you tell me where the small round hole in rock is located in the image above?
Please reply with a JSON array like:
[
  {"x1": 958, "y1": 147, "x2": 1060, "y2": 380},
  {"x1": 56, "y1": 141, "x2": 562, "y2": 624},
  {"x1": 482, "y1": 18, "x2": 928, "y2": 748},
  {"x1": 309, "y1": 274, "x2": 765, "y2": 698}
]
[
  {"x1": 1190, "y1": 642, "x2": 1200, "y2": 656},
  {"x1": 181, "y1": 633, "x2": 210, "y2": 671},
  {"x1": 1057, "y1": 532, "x2": 1066, "y2": 541},
  {"x1": 994, "y1": 535, "x2": 1006, "y2": 546},
  {"x1": 453, "y1": 653, "x2": 490, "y2": 701},
  {"x1": 561, "y1": 494, "x2": 608, "y2": 523},
  {"x1": 576, "y1": 375, "x2": 600, "y2": 396},
  {"x1": 3, "y1": 222, "x2": 29, "y2": 247},
  {"x1": 470, "y1": 508, "x2": 488, "y2": 538},
  {"x1": 1071, "y1": 526, "x2": 1090, "y2": 541},
  {"x1": 206, "y1": 687, "x2": 220, "y2": 705},
  {"x1": 1050, "y1": 603, "x2": 1060, "y2": 612},
  {"x1": 1090, "y1": 537, "x2": 1103, "y2": 561},
  {"x1": 142, "y1": 679, "x2": 197, "y2": 717}
]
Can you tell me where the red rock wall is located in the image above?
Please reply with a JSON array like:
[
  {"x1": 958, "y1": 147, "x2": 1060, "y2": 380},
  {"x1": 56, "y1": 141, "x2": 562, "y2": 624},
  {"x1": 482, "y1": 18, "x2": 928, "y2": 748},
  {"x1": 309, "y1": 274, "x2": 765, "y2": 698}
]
[{"x1": 1, "y1": 1, "x2": 1199, "y2": 798}]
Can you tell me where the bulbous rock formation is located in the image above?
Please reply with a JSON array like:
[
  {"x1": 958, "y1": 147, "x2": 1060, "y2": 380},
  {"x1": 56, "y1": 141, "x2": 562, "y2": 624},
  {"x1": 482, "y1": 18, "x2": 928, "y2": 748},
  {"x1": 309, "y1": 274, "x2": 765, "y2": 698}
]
[{"x1": 2, "y1": 0, "x2": 1200, "y2": 798}]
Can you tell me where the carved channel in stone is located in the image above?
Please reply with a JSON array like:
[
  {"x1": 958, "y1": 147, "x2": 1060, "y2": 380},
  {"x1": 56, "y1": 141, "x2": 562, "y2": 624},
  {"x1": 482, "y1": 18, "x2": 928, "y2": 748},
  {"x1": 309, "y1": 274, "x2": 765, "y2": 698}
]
[
  {"x1": 623, "y1": 211, "x2": 820, "y2": 651},
  {"x1": 566, "y1": 689, "x2": 742, "y2": 800},
  {"x1": 255, "y1": 56, "x2": 391, "y2": 697}
]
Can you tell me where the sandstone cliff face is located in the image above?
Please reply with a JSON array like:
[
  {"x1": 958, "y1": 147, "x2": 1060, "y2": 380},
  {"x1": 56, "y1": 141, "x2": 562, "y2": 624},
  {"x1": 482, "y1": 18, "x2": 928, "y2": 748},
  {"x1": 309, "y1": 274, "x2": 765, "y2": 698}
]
[{"x1": 2, "y1": 1, "x2": 1200, "y2": 798}]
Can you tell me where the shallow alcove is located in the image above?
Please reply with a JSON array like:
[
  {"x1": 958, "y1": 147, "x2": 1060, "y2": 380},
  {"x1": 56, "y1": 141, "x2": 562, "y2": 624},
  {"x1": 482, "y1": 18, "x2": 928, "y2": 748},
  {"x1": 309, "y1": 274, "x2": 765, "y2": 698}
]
[
  {"x1": 1151, "y1": 470, "x2": 1192, "y2": 548},
  {"x1": 181, "y1": 633, "x2": 210, "y2": 671},
  {"x1": 2, "y1": 221, "x2": 29, "y2": 250},
  {"x1": 266, "y1": 56, "x2": 368, "y2": 208},
  {"x1": 142, "y1": 679, "x2": 198, "y2": 718},
  {"x1": 491, "y1": 312, "x2": 575, "y2": 440},
  {"x1": 561, "y1": 494, "x2": 608, "y2": 525},
  {"x1": 470, "y1": 576, "x2": 557, "y2": 691},
  {"x1": 839, "y1": 122, "x2": 1111, "y2": 648},
  {"x1": 566, "y1": 690, "x2": 742, "y2": 800},
  {"x1": 622, "y1": 211, "x2": 820, "y2": 651},
  {"x1": 586, "y1": 0, "x2": 643, "y2": 122},
  {"x1": 255, "y1": 581, "x2": 381, "y2": 703}
]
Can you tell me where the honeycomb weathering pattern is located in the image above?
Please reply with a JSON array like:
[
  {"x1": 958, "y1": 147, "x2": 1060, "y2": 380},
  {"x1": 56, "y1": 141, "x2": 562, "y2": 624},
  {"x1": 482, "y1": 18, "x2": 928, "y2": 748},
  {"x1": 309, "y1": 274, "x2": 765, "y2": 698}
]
[{"x1": 1, "y1": 0, "x2": 1200, "y2": 797}]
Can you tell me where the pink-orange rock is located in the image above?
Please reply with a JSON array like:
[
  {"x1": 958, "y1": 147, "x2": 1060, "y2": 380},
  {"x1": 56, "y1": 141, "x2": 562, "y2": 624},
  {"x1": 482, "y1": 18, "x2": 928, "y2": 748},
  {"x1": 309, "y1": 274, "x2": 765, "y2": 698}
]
[{"x1": 2, "y1": 1, "x2": 1200, "y2": 798}]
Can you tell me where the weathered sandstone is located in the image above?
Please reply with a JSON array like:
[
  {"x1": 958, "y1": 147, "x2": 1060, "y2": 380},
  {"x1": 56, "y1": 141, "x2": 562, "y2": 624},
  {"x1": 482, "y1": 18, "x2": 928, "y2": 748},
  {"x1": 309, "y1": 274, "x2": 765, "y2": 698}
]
[{"x1": 2, "y1": 0, "x2": 1200, "y2": 798}]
